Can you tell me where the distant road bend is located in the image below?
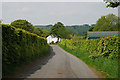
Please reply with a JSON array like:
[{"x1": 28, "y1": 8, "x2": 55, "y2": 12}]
[{"x1": 16, "y1": 45, "x2": 100, "y2": 78}]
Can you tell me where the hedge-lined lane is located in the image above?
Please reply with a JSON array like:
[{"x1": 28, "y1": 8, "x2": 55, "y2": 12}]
[
  {"x1": 2, "y1": 24, "x2": 49, "y2": 76},
  {"x1": 59, "y1": 37, "x2": 120, "y2": 78}
]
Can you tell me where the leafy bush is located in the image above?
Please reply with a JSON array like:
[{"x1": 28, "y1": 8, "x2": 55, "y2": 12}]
[
  {"x1": 60, "y1": 36, "x2": 120, "y2": 58},
  {"x1": 60, "y1": 39, "x2": 99, "y2": 55},
  {"x1": 11, "y1": 19, "x2": 34, "y2": 33},
  {"x1": 50, "y1": 41, "x2": 55, "y2": 44},
  {"x1": 97, "y1": 36, "x2": 120, "y2": 58},
  {"x1": 2, "y1": 24, "x2": 49, "y2": 75},
  {"x1": 59, "y1": 36, "x2": 119, "y2": 78}
]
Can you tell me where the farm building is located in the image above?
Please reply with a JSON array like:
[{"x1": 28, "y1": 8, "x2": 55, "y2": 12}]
[
  {"x1": 87, "y1": 31, "x2": 120, "y2": 39},
  {"x1": 46, "y1": 35, "x2": 61, "y2": 44}
]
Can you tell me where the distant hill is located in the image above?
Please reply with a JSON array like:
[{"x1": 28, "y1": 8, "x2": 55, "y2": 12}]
[
  {"x1": 66, "y1": 24, "x2": 90, "y2": 35},
  {"x1": 34, "y1": 24, "x2": 94, "y2": 36},
  {"x1": 34, "y1": 25, "x2": 52, "y2": 30}
]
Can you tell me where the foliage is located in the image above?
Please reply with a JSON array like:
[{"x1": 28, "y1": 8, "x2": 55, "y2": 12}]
[
  {"x1": 59, "y1": 36, "x2": 119, "y2": 78},
  {"x1": 2, "y1": 24, "x2": 49, "y2": 76},
  {"x1": 50, "y1": 41, "x2": 55, "y2": 44},
  {"x1": 93, "y1": 14, "x2": 120, "y2": 31},
  {"x1": 34, "y1": 25, "x2": 52, "y2": 30},
  {"x1": 59, "y1": 44, "x2": 118, "y2": 78},
  {"x1": 66, "y1": 24, "x2": 90, "y2": 36},
  {"x1": 11, "y1": 19, "x2": 34, "y2": 33},
  {"x1": 67, "y1": 28, "x2": 72, "y2": 35},
  {"x1": 41, "y1": 30, "x2": 50, "y2": 38},
  {"x1": 32, "y1": 27, "x2": 43, "y2": 36},
  {"x1": 60, "y1": 36, "x2": 120, "y2": 58},
  {"x1": 105, "y1": 1, "x2": 120, "y2": 8},
  {"x1": 97, "y1": 36, "x2": 120, "y2": 58},
  {"x1": 11, "y1": 19, "x2": 44, "y2": 37},
  {"x1": 50, "y1": 22, "x2": 70, "y2": 39},
  {"x1": 83, "y1": 32, "x2": 87, "y2": 39},
  {"x1": 0, "y1": 20, "x2": 1, "y2": 24},
  {"x1": 60, "y1": 39, "x2": 99, "y2": 55},
  {"x1": 91, "y1": 24, "x2": 95, "y2": 27},
  {"x1": 70, "y1": 34, "x2": 85, "y2": 42},
  {"x1": 88, "y1": 27, "x2": 94, "y2": 31},
  {"x1": 34, "y1": 24, "x2": 90, "y2": 36}
]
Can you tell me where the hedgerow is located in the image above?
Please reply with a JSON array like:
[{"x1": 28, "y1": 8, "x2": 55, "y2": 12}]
[
  {"x1": 60, "y1": 36, "x2": 120, "y2": 58},
  {"x1": 97, "y1": 36, "x2": 120, "y2": 58},
  {"x1": 59, "y1": 36, "x2": 120, "y2": 78},
  {"x1": 2, "y1": 24, "x2": 49, "y2": 75}
]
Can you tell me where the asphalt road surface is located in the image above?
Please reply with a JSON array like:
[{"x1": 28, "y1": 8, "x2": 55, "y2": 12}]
[{"x1": 21, "y1": 45, "x2": 100, "y2": 78}]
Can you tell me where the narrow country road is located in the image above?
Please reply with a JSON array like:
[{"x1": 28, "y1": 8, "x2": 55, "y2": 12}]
[{"x1": 16, "y1": 45, "x2": 100, "y2": 78}]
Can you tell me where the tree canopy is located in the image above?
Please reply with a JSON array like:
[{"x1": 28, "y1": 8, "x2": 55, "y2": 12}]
[
  {"x1": 88, "y1": 27, "x2": 94, "y2": 31},
  {"x1": 11, "y1": 19, "x2": 34, "y2": 33},
  {"x1": 93, "y1": 14, "x2": 120, "y2": 31},
  {"x1": 105, "y1": 1, "x2": 120, "y2": 8},
  {"x1": 50, "y1": 22, "x2": 70, "y2": 39},
  {"x1": 41, "y1": 30, "x2": 50, "y2": 38},
  {"x1": 32, "y1": 28, "x2": 43, "y2": 36},
  {"x1": 35, "y1": 24, "x2": 90, "y2": 36}
]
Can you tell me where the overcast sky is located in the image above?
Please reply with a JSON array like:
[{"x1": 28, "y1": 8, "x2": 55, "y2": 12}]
[{"x1": 2, "y1": 2, "x2": 118, "y2": 25}]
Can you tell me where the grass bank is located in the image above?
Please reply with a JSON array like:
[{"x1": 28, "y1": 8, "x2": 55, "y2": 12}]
[{"x1": 59, "y1": 37, "x2": 119, "y2": 78}]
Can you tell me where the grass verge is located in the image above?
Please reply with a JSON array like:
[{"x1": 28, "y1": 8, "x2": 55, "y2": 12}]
[{"x1": 58, "y1": 44, "x2": 118, "y2": 79}]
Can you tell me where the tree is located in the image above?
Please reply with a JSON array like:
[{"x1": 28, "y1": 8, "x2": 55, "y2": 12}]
[
  {"x1": 50, "y1": 22, "x2": 69, "y2": 40},
  {"x1": 11, "y1": 19, "x2": 34, "y2": 33},
  {"x1": 88, "y1": 27, "x2": 94, "y2": 31},
  {"x1": 0, "y1": 20, "x2": 2, "y2": 25},
  {"x1": 0, "y1": 20, "x2": 1, "y2": 29},
  {"x1": 33, "y1": 28, "x2": 43, "y2": 36},
  {"x1": 105, "y1": 1, "x2": 120, "y2": 8},
  {"x1": 65, "y1": 28, "x2": 71, "y2": 39},
  {"x1": 93, "y1": 14, "x2": 120, "y2": 31},
  {"x1": 41, "y1": 30, "x2": 50, "y2": 38},
  {"x1": 67, "y1": 28, "x2": 72, "y2": 35},
  {"x1": 91, "y1": 24, "x2": 95, "y2": 27}
]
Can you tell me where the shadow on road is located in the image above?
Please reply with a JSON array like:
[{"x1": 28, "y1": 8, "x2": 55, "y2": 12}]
[
  {"x1": 8, "y1": 45, "x2": 56, "y2": 78},
  {"x1": 23, "y1": 45, "x2": 55, "y2": 78}
]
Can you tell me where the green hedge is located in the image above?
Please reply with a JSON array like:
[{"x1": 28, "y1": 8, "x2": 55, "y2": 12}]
[
  {"x1": 2, "y1": 24, "x2": 49, "y2": 75},
  {"x1": 59, "y1": 37, "x2": 120, "y2": 78},
  {"x1": 97, "y1": 36, "x2": 120, "y2": 58},
  {"x1": 59, "y1": 39, "x2": 99, "y2": 56},
  {"x1": 60, "y1": 36, "x2": 120, "y2": 58}
]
